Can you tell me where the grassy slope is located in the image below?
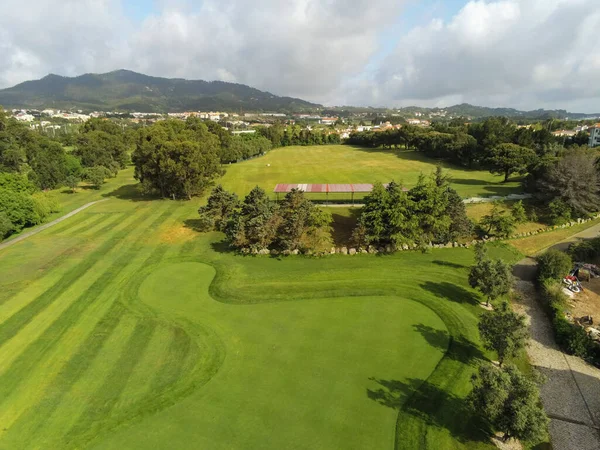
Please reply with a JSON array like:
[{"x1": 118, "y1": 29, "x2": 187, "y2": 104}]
[
  {"x1": 0, "y1": 181, "x2": 523, "y2": 449},
  {"x1": 220, "y1": 145, "x2": 522, "y2": 200}
]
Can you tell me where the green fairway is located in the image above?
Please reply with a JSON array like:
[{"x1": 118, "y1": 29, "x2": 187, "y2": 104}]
[
  {"x1": 220, "y1": 145, "x2": 522, "y2": 199},
  {"x1": 0, "y1": 163, "x2": 525, "y2": 448}
]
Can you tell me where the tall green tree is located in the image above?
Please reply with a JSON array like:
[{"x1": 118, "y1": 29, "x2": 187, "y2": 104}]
[
  {"x1": 487, "y1": 143, "x2": 537, "y2": 182},
  {"x1": 469, "y1": 364, "x2": 548, "y2": 442},
  {"x1": 277, "y1": 189, "x2": 332, "y2": 252},
  {"x1": 198, "y1": 185, "x2": 240, "y2": 232},
  {"x1": 469, "y1": 253, "x2": 513, "y2": 306},
  {"x1": 228, "y1": 186, "x2": 279, "y2": 250},
  {"x1": 409, "y1": 174, "x2": 451, "y2": 244},
  {"x1": 356, "y1": 182, "x2": 389, "y2": 245},
  {"x1": 534, "y1": 148, "x2": 600, "y2": 218},
  {"x1": 479, "y1": 302, "x2": 529, "y2": 366},
  {"x1": 132, "y1": 120, "x2": 222, "y2": 199}
]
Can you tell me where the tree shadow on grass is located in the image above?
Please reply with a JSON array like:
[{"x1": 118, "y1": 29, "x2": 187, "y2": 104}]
[
  {"x1": 432, "y1": 260, "x2": 468, "y2": 270},
  {"x1": 421, "y1": 281, "x2": 481, "y2": 306},
  {"x1": 183, "y1": 219, "x2": 207, "y2": 233},
  {"x1": 102, "y1": 184, "x2": 157, "y2": 202},
  {"x1": 367, "y1": 377, "x2": 490, "y2": 444},
  {"x1": 413, "y1": 324, "x2": 486, "y2": 366},
  {"x1": 210, "y1": 239, "x2": 234, "y2": 254},
  {"x1": 330, "y1": 209, "x2": 362, "y2": 247}
]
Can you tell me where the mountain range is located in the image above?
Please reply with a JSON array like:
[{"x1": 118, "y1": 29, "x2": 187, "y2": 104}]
[
  {"x1": 0, "y1": 70, "x2": 598, "y2": 119},
  {"x1": 0, "y1": 70, "x2": 321, "y2": 113}
]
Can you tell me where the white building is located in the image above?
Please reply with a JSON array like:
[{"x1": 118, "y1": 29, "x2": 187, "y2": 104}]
[{"x1": 590, "y1": 125, "x2": 600, "y2": 148}]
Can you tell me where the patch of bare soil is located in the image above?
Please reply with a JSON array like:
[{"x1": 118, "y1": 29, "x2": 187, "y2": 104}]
[
  {"x1": 491, "y1": 434, "x2": 523, "y2": 450},
  {"x1": 569, "y1": 277, "x2": 600, "y2": 328}
]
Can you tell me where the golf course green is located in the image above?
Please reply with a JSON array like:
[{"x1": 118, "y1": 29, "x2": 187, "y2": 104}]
[{"x1": 0, "y1": 146, "x2": 524, "y2": 449}]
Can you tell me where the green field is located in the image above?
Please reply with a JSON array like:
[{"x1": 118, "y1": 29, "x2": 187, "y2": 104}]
[
  {"x1": 0, "y1": 147, "x2": 528, "y2": 449},
  {"x1": 221, "y1": 145, "x2": 522, "y2": 199}
]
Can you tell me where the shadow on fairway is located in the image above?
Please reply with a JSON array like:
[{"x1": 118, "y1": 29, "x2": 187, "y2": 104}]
[
  {"x1": 183, "y1": 219, "x2": 208, "y2": 233},
  {"x1": 330, "y1": 209, "x2": 362, "y2": 247},
  {"x1": 367, "y1": 377, "x2": 489, "y2": 443},
  {"x1": 432, "y1": 260, "x2": 468, "y2": 270},
  {"x1": 103, "y1": 184, "x2": 157, "y2": 202},
  {"x1": 413, "y1": 324, "x2": 485, "y2": 366},
  {"x1": 421, "y1": 281, "x2": 480, "y2": 305}
]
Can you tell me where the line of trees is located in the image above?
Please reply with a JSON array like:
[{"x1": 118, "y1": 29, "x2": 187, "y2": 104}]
[
  {"x1": 347, "y1": 117, "x2": 599, "y2": 225},
  {"x1": 198, "y1": 185, "x2": 332, "y2": 253},
  {"x1": 467, "y1": 244, "x2": 548, "y2": 443},
  {"x1": 351, "y1": 167, "x2": 471, "y2": 248},
  {"x1": 256, "y1": 124, "x2": 341, "y2": 148}
]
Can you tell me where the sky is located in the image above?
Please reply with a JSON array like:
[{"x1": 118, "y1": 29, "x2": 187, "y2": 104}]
[{"x1": 1, "y1": 0, "x2": 599, "y2": 112}]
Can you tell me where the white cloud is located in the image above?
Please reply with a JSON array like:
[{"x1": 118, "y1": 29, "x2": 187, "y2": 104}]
[
  {"x1": 360, "y1": 0, "x2": 600, "y2": 112},
  {"x1": 0, "y1": 0, "x2": 129, "y2": 87},
  {"x1": 0, "y1": 0, "x2": 598, "y2": 112},
  {"x1": 127, "y1": 0, "x2": 407, "y2": 100}
]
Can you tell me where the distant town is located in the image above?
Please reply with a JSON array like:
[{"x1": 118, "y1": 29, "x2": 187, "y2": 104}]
[{"x1": 8, "y1": 107, "x2": 600, "y2": 148}]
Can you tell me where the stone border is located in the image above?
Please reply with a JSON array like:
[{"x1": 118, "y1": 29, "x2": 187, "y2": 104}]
[{"x1": 240, "y1": 214, "x2": 600, "y2": 257}]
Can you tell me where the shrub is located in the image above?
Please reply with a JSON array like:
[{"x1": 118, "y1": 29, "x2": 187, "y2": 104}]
[
  {"x1": 0, "y1": 212, "x2": 14, "y2": 239},
  {"x1": 0, "y1": 189, "x2": 39, "y2": 230},
  {"x1": 537, "y1": 249, "x2": 572, "y2": 283},
  {"x1": 31, "y1": 192, "x2": 61, "y2": 222},
  {"x1": 569, "y1": 237, "x2": 600, "y2": 262},
  {"x1": 540, "y1": 280, "x2": 600, "y2": 365},
  {"x1": 548, "y1": 198, "x2": 572, "y2": 225},
  {"x1": 512, "y1": 200, "x2": 527, "y2": 224}
]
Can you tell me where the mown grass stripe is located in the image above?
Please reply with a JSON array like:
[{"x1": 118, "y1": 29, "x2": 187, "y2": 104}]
[
  {"x1": 0, "y1": 212, "x2": 127, "y2": 314},
  {"x1": 63, "y1": 319, "x2": 158, "y2": 448},
  {"x1": 58, "y1": 212, "x2": 115, "y2": 237},
  {"x1": 1, "y1": 301, "x2": 128, "y2": 446},
  {"x1": 148, "y1": 327, "x2": 193, "y2": 395},
  {"x1": 0, "y1": 205, "x2": 178, "y2": 406},
  {"x1": 48, "y1": 210, "x2": 113, "y2": 236},
  {"x1": 0, "y1": 209, "x2": 143, "y2": 348},
  {"x1": 116, "y1": 325, "x2": 174, "y2": 407},
  {"x1": 0, "y1": 204, "x2": 181, "y2": 444}
]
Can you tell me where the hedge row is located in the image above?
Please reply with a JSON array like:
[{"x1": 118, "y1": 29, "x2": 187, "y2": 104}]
[{"x1": 537, "y1": 252, "x2": 600, "y2": 365}]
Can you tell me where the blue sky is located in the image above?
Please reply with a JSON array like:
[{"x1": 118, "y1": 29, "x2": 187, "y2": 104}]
[{"x1": 1, "y1": 0, "x2": 599, "y2": 111}]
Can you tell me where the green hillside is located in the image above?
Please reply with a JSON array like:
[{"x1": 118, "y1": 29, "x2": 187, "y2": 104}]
[{"x1": 0, "y1": 70, "x2": 321, "y2": 113}]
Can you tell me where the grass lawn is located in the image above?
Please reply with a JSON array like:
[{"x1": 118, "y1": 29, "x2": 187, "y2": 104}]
[
  {"x1": 465, "y1": 201, "x2": 547, "y2": 235},
  {"x1": 509, "y1": 217, "x2": 600, "y2": 256},
  {"x1": 0, "y1": 174, "x2": 527, "y2": 449},
  {"x1": 220, "y1": 145, "x2": 522, "y2": 200}
]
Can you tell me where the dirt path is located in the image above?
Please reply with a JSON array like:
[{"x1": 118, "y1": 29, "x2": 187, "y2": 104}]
[
  {"x1": 512, "y1": 225, "x2": 600, "y2": 450},
  {"x1": 0, "y1": 199, "x2": 108, "y2": 252}
]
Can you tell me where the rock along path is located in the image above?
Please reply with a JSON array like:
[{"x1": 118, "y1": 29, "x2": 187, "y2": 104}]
[
  {"x1": 512, "y1": 223, "x2": 600, "y2": 450},
  {"x1": 0, "y1": 199, "x2": 108, "y2": 252}
]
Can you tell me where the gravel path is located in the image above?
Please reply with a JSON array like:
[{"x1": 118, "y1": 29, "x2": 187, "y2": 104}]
[
  {"x1": 512, "y1": 224, "x2": 600, "y2": 450},
  {"x1": 0, "y1": 199, "x2": 108, "y2": 252}
]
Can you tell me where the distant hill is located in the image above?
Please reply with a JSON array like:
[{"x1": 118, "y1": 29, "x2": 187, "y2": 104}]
[
  {"x1": 396, "y1": 103, "x2": 600, "y2": 120},
  {"x1": 0, "y1": 70, "x2": 321, "y2": 113}
]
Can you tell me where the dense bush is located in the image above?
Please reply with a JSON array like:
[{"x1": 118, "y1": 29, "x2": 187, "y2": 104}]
[
  {"x1": 0, "y1": 189, "x2": 39, "y2": 231},
  {"x1": 540, "y1": 280, "x2": 598, "y2": 363},
  {"x1": 536, "y1": 249, "x2": 572, "y2": 283},
  {"x1": 353, "y1": 168, "x2": 471, "y2": 247},
  {"x1": 31, "y1": 192, "x2": 61, "y2": 222},
  {"x1": 569, "y1": 237, "x2": 600, "y2": 262},
  {"x1": 133, "y1": 118, "x2": 223, "y2": 199},
  {"x1": 199, "y1": 186, "x2": 332, "y2": 253}
]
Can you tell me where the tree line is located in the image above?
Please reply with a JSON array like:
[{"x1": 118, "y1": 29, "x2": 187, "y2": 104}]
[
  {"x1": 256, "y1": 124, "x2": 341, "y2": 148},
  {"x1": 347, "y1": 117, "x2": 599, "y2": 224},
  {"x1": 0, "y1": 108, "x2": 136, "y2": 240},
  {"x1": 351, "y1": 167, "x2": 471, "y2": 248},
  {"x1": 467, "y1": 244, "x2": 548, "y2": 444},
  {"x1": 197, "y1": 185, "x2": 332, "y2": 253}
]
